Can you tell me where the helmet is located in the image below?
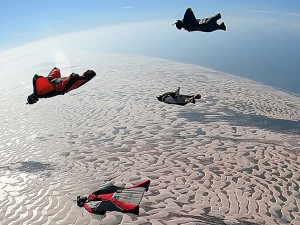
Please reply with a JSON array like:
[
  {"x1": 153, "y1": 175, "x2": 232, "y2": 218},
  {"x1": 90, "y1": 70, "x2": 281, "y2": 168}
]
[
  {"x1": 156, "y1": 95, "x2": 163, "y2": 102},
  {"x1": 77, "y1": 196, "x2": 87, "y2": 207},
  {"x1": 175, "y1": 20, "x2": 183, "y2": 30},
  {"x1": 27, "y1": 93, "x2": 39, "y2": 105}
]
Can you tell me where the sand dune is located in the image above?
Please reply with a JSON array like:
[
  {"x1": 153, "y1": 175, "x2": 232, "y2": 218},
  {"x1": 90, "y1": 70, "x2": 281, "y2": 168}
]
[{"x1": 0, "y1": 51, "x2": 299, "y2": 225}]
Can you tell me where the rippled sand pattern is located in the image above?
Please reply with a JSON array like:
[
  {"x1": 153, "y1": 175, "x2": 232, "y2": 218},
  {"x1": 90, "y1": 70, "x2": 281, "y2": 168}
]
[{"x1": 0, "y1": 52, "x2": 299, "y2": 225}]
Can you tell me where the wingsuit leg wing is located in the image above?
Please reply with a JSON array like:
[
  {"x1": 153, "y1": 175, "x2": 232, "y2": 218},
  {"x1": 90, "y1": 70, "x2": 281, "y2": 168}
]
[
  {"x1": 199, "y1": 13, "x2": 226, "y2": 32},
  {"x1": 84, "y1": 194, "x2": 140, "y2": 215},
  {"x1": 64, "y1": 70, "x2": 96, "y2": 93}
]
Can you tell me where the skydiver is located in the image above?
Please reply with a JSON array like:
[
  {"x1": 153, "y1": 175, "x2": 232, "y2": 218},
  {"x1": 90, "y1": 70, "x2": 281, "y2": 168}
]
[
  {"x1": 77, "y1": 179, "x2": 150, "y2": 215},
  {"x1": 27, "y1": 67, "x2": 96, "y2": 104},
  {"x1": 173, "y1": 8, "x2": 226, "y2": 32},
  {"x1": 157, "y1": 87, "x2": 201, "y2": 105}
]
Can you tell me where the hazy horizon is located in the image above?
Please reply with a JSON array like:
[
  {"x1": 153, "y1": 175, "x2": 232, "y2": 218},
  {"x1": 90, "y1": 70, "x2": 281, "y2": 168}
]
[{"x1": 1, "y1": 0, "x2": 300, "y2": 94}]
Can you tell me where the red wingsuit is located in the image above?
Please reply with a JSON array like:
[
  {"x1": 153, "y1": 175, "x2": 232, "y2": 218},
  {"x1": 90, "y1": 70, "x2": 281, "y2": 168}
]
[
  {"x1": 77, "y1": 179, "x2": 150, "y2": 215},
  {"x1": 27, "y1": 67, "x2": 96, "y2": 104}
]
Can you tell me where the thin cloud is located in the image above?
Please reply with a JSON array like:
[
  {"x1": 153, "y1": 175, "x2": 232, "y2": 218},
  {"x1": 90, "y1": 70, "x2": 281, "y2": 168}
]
[
  {"x1": 250, "y1": 10, "x2": 300, "y2": 17},
  {"x1": 123, "y1": 6, "x2": 132, "y2": 9},
  {"x1": 250, "y1": 10, "x2": 278, "y2": 14},
  {"x1": 0, "y1": 46, "x2": 11, "y2": 52},
  {"x1": 50, "y1": 20, "x2": 60, "y2": 24},
  {"x1": 249, "y1": 10, "x2": 300, "y2": 30},
  {"x1": 12, "y1": 30, "x2": 31, "y2": 39},
  {"x1": 288, "y1": 13, "x2": 300, "y2": 17}
]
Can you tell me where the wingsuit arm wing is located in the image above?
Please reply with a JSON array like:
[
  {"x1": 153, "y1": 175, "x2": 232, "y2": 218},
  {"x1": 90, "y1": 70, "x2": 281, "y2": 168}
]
[
  {"x1": 182, "y1": 8, "x2": 199, "y2": 28},
  {"x1": 33, "y1": 75, "x2": 66, "y2": 98},
  {"x1": 92, "y1": 182, "x2": 124, "y2": 195}
]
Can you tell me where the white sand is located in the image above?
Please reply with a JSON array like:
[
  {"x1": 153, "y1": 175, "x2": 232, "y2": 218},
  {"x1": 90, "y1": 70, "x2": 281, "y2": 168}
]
[{"x1": 0, "y1": 48, "x2": 299, "y2": 225}]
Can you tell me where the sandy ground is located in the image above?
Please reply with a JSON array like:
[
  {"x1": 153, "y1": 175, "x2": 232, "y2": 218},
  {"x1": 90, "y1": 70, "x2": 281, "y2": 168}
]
[{"x1": 0, "y1": 51, "x2": 299, "y2": 225}]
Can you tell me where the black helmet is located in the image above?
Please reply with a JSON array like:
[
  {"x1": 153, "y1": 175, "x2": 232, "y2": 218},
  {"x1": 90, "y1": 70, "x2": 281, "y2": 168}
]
[
  {"x1": 175, "y1": 20, "x2": 183, "y2": 30},
  {"x1": 156, "y1": 95, "x2": 163, "y2": 102},
  {"x1": 27, "y1": 93, "x2": 39, "y2": 105},
  {"x1": 77, "y1": 196, "x2": 87, "y2": 207}
]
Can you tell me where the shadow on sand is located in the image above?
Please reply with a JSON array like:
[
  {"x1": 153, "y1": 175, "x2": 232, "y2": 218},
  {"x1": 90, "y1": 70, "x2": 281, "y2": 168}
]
[
  {"x1": 162, "y1": 212, "x2": 260, "y2": 225},
  {"x1": 178, "y1": 108, "x2": 300, "y2": 135}
]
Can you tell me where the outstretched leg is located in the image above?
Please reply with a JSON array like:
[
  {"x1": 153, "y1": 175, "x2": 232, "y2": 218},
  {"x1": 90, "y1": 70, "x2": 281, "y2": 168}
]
[
  {"x1": 65, "y1": 70, "x2": 96, "y2": 93},
  {"x1": 195, "y1": 94, "x2": 201, "y2": 99},
  {"x1": 215, "y1": 13, "x2": 221, "y2": 20},
  {"x1": 220, "y1": 22, "x2": 226, "y2": 31},
  {"x1": 201, "y1": 22, "x2": 226, "y2": 32},
  {"x1": 205, "y1": 13, "x2": 221, "y2": 24},
  {"x1": 185, "y1": 94, "x2": 201, "y2": 104},
  {"x1": 184, "y1": 96, "x2": 195, "y2": 104}
]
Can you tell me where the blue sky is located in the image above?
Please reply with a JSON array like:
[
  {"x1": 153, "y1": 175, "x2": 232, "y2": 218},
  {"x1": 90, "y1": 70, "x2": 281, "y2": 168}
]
[{"x1": 1, "y1": 0, "x2": 300, "y2": 94}]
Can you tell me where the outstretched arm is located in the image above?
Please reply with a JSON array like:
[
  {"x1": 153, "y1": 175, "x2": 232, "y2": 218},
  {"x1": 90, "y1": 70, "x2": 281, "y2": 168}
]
[
  {"x1": 92, "y1": 182, "x2": 124, "y2": 195},
  {"x1": 182, "y1": 8, "x2": 199, "y2": 28},
  {"x1": 175, "y1": 87, "x2": 180, "y2": 97}
]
